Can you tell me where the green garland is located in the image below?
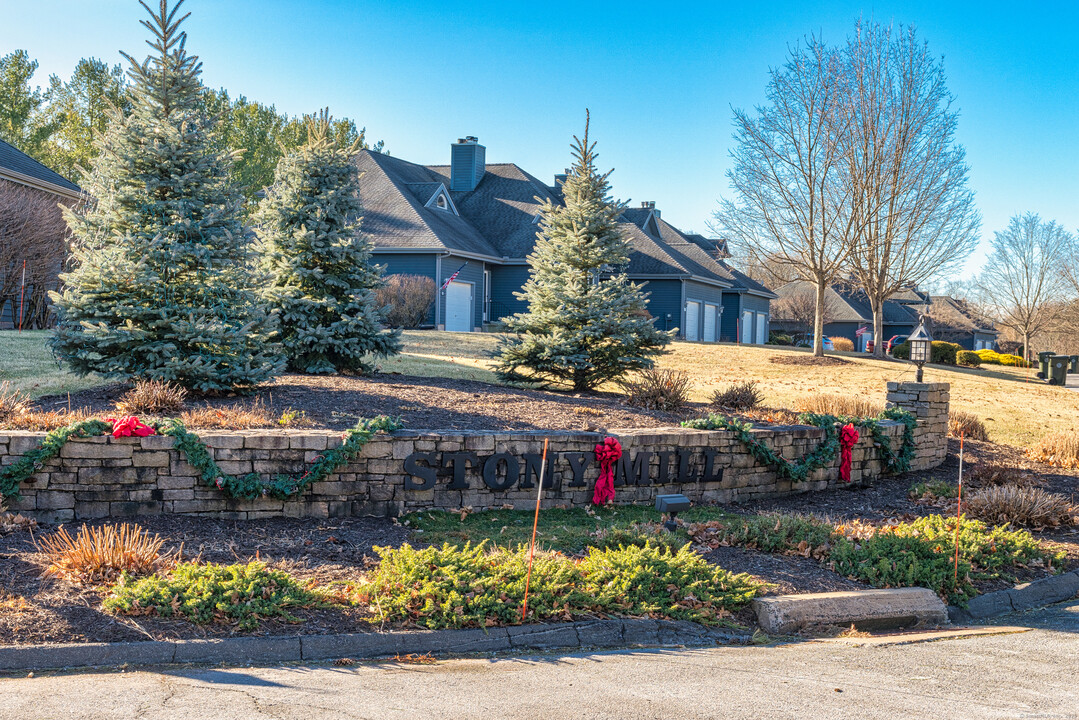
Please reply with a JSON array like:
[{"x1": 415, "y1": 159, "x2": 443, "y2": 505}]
[
  {"x1": 680, "y1": 407, "x2": 917, "y2": 483},
  {"x1": 1, "y1": 416, "x2": 401, "y2": 502},
  {"x1": 0, "y1": 419, "x2": 113, "y2": 500}
]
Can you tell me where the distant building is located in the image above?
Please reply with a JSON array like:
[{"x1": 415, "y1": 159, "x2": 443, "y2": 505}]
[
  {"x1": 354, "y1": 137, "x2": 775, "y2": 342},
  {"x1": 0, "y1": 139, "x2": 82, "y2": 329},
  {"x1": 772, "y1": 280, "x2": 997, "y2": 351}
]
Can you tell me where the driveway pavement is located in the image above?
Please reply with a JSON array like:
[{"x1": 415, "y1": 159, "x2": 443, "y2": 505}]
[{"x1": 1, "y1": 601, "x2": 1077, "y2": 720}]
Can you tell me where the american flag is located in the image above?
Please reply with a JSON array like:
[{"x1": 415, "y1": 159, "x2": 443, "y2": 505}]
[
  {"x1": 440, "y1": 262, "x2": 468, "y2": 291},
  {"x1": 855, "y1": 326, "x2": 869, "y2": 337}
]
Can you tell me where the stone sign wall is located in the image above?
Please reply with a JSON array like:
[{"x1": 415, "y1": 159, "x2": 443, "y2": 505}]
[{"x1": 0, "y1": 382, "x2": 949, "y2": 522}]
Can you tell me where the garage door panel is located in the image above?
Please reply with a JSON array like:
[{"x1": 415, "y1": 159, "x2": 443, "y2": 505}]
[
  {"x1": 445, "y1": 281, "x2": 473, "y2": 332},
  {"x1": 685, "y1": 301, "x2": 700, "y2": 341},
  {"x1": 703, "y1": 304, "x2": 717, "y2": 342}
]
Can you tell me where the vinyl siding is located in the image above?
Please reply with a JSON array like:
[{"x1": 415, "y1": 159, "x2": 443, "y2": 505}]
[
  {"x1": 638, "y1": 280, "x2": 682, "y2": 334},
  {"x1": 489, "y1": 265, "x2": 531, "y2": 320}
]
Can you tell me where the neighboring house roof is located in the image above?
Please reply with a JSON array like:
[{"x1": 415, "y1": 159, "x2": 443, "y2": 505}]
[
  {"x1": 930, "y1": 295, "x2": 998, "y2": 336},
  {"x1": 356, "y1": 147, "x2": 766, "y2": 292},
  {"x1": 0, "y1": 138, "x2": 81, "y2": 198},
  {"x1": 772, "y1": 280, "x2": 919, "y2": 325}
]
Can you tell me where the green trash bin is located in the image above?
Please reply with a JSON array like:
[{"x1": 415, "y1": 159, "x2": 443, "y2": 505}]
[
  {"x1": 1070, "y1": 355, "x2": 1079, "y2": 374},
  {"x1": 1039, "y1": 351, "x2": 1056, "y2": 378},
  {"x1": 1048, "y1": 356, "x2": 1069, "y2": 386}
]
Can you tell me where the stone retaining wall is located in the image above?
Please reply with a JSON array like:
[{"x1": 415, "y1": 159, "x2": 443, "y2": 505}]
[{"x1": 0, "y1": 382, "x2": 949, "y2": 522}]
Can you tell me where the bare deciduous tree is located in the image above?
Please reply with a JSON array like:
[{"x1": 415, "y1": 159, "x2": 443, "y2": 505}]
[
  {"x1": 0, "y1": 178, "x2": 72, "y2": 329},
  {"x1": 841, "y1": 21, "x2": 980, "y2": 357},
  {"x1": 713, "y1": 37, "x2": 856, "y2": 357},
  {"x1": 978, "y1": 213, "x2": 1076, "y2": 360}
]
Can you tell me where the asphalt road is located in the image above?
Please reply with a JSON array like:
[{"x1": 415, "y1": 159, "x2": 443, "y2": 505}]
[{"x1": 1, "y1": 601, "x2": 1076, "y2": 720}]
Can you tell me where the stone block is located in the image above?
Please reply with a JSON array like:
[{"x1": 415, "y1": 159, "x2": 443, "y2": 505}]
[
  {"x1": 215, "y1": 460, "x2": 253, "y2": 475},
  {"x1": 200, "y1": 434, "x2": 245, "y2": 449},
  {"x1": 244, "y1": 435, "x2": 290, "y2": 450},
  {"x1": 290, "y1": 434, "x2": 328, "y2": 451},
  {"x1": 132, "y1": 451, "x2": 170, "y2": 468},
  {"x1": 60, "y1": 442, "x2": 133, "y2": 459},
  {"x1": 752, "y1": 588, "x2": 948, "y2": 634},
  {"x1": 37, "y1": 492, "x2": 75, "y2": 510},
  {"x1": 74, "y1": 502, "x2": 111, "y2": 519},
  {"x1": 140, "y1": 435, "x2": 175, "y2": 450}
]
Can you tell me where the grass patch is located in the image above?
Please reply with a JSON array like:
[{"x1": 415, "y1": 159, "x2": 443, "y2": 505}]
[
  {"x1": 354, "y1": 541, "x2": 762, "y2": 629},
  {"x1": 104, "y1": 561, "x2": 325, "y2": 630},
  {"x1": 404, "y1": 506, "x2": 738, "y2": 553},
  {"x1": 909, "y1": 480, "x2": 960, "y2": 501},
  {"x1": 0, "y1": 330, "x2": 105, "y2": 399}
]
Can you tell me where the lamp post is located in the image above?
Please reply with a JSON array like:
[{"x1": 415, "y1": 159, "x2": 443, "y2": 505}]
[{"x1": 908, "y1": 319, "x2": 933, "y2": 382}]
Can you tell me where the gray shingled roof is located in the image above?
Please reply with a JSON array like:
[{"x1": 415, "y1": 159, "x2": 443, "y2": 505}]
[
  {"x1": 0, "y1": 138, "x2": 81, "y2": 195},
  {"x1": 357, "y1": 148, "x2": 758, "y2": 290},
  {"x1": 774, "y1": 280, "x2": 920, "y2": 325}
]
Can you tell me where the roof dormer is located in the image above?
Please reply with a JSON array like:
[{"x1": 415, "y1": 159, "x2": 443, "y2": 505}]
[{"x1": 423, "y1": 183, "x2": 459, "y2": 216}]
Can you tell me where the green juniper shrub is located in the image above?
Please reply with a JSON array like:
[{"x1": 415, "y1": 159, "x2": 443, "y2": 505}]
[
  {"x1": 589, "y1": 522, "x2": 688, "y2": 552},
  {"x1": 897, "y1": 515, "x2": 1063, "y2": 581},
  {"x1": 577, "y1": 543, "x2": 762, "y2": 624},
  {"x1": 930, "y1": 341, "x2": 963, "y2": 365},
  {"x1": 103, "y1": 561, "x2": 323, "y2": 630},
  {"x1": 909, "y1": 480, "x2": 960, "y2": 500},
  {"x1": 718, "y1": 514, "x2": 836, "y2": 555},
  {"x1": 830, "y1": 532, "x2": 974, "y2": 605},
  {"x1": 891, "y1": 341, "x2": 910, "y2": 360},
  {"x1": 355, "y1": 541, "x2": 762, "y2": 629},
  {"x1": 956, "y1": 350, "x2": 981, "y2": 368}
]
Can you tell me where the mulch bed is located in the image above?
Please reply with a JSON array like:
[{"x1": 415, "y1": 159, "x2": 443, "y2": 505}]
[
  {"x1": 35, "y1": 374, "x2": 709, "y2": 432},
  {"x1": 769, "y1": 355, "x2": 851, "y2": 367}
]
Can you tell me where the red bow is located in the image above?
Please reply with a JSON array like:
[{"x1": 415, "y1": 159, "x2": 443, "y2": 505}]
[
  {"x1": 104, "y1": 416, "x2": 156, "y2": 438},
  {"x1": 839, "y1": 423, "x2": 860, "y2": 483},
  {"x1": 592, "y1": 436, "x2": 622, "y2": 505}
]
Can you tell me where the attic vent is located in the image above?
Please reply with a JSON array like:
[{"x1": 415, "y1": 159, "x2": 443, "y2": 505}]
[{"x1": 436, "y1": 194, "x2": 448, "y2": 210}]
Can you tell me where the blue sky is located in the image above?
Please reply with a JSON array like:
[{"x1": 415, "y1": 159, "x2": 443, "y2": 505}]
[{"x1": 3, "y1": 0, "x2": 1076, "y2": 280}]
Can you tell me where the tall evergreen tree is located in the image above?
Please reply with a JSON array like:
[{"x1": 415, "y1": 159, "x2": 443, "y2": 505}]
[
  {"x1": 49, "y1": 0, "x2": 282, "y2": 392},
  {"x1": 254, "y1": 109, "x2": 400, "y2": 374},
  {"x1": 495, "y1": 113, "x2": 672, "y2": 390}
]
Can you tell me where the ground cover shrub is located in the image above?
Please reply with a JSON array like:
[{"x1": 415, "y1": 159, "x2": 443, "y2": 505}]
[
  {"x1": 577, "y1": 543, "x2": 761, "y2": 623},
  {"x1": 976, "y1": 349, "x2": 1031, "y2": 368},
  {"x1": 963, "y1": 486, "x2": 1077, "y2": 529},
  {"x1": 890, "y1": 515, "x2": 1062, "y2": 582},
  {"x1": 115, "y1": 379, "x2": 188, "y2": 414},
  {"x1": 975, "y1": 349, "x2": 1001, "y2": 364},
  {"x1": 355, "y1": 541, "x2": 762, "y2": 629},
  {"x1": 829, "y1": 337, "x2": 854, "y2": 352},
  {"x1": 374, "y1": 274, "x2": 436, "y2": 328},
  {"x1": 589, "y1": 522, "x2": 688, "y2": 552},
  {"x1": 909, "y1": 480, "x2": 959, "y2": 501},
  {"x1": 687, "y1": 514, "x2": 836, "y2": 559},
  {"x1": 956, "y1": 351, "x2": 981, "y2": 367},
  {"x1": 1028, "y1": 430, "x2": 1079, "y2": 469},
  {"x1": 830, "y1": 532, "x2": 973, "y2": 604},
  {"x1": 710, "y1": 380, "x2": 763, "y2": 411},
  {"x1": 104, "y1": 561, "x2": 323, "y2": 630},
  {"x1": 619, "y1": 368, "x2": 692, "y2": 412},
  {"x1": 38, "y1": 524, "x2": 178, "y2": 584},
  {"x1": 794, "y1": 393, "x2": 883, "y2": 419},
  {"x1": 179, "y1": 400, "x2": 312, "y2": 430},
  {"x1": 949, "y1": 411, "x2": 988, "y2": 441}
]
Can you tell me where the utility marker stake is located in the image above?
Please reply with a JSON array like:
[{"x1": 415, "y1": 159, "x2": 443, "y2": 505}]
[
  {"x1": 954, "y1": 431, "x2": 965, "y2": 584},
  {"x1": 521, "y1": 438, "x2": 548, "y2": 621}
]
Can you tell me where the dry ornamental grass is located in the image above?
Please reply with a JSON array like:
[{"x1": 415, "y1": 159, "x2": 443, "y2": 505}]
[
  {"x1": 37, "y1": 523, "x2": 180, "y2": 584},
  {"x1": 1028, "y1": 430, "x2": 1079, "y2": 469},
  {"x1": 795, "y1": 393, "x2": 883, "y2": 418},
  {"x1": 180, "y1": 400, "x2": 312, "y2": 430},
  {"x1": 949, "y1": 410, "x2": 989, "y2": 441},
  {"x1": 711, "y1": 381, "x2": 763, "y2": 411},
  {"x1": 116, "y1": 379, "x2": 188, "y2": 414},
  {"x1": 0, "y1": 381, "x2": 32, "y2": 423},
  {"x1": 963, "y1": 486, "x2": 1078, "y2": 529},
  {"x1": 619, "y1": 368, "x2": 692, "y2": 411}
]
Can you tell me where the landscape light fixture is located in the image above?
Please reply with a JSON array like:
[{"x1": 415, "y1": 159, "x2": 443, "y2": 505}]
[
  {"x1": 655, "y1": 493, "x2": 692, "y2": 532},
  {"x1": 907, "y1": 320, "x2": 933, "y2": 382}
]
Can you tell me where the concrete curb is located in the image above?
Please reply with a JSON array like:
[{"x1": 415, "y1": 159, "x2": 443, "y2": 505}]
[
  {"x1": 752, "y1": 588, "x2": 948, "y2": 634},
  {"x1": 948, "y1": 569, "x2": 1079, "y2": 624},
  {"x1": 0, "y1": 619, "x2": 751, "y2": 672}
]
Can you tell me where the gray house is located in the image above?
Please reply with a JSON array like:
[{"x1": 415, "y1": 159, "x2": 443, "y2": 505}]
[
  {"x1": 356, "y1": 137, "x2": 774, "y2": 342},
  {"x1": 771, "y1": 280, "x2": 921, "y2": 350}
]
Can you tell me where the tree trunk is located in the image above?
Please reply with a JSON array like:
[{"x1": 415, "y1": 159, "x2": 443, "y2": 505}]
[
  {"x1": 813, "y1": 278, "x2": 826, "y2": 357},
  {"x1": 871, "y1": 299, "x2": 885, "y2": 358},
  {"x1": 1023, "y1": 330, "x2": 1031, "y2": 363}
]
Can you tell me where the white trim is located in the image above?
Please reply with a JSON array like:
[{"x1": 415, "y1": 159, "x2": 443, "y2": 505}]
[
  {"x1": 423, "y1": 182, "x2": 459, "y2": 216},
  {"x1": 0, "y1": 168, "x2": 82, "y2": 200}
]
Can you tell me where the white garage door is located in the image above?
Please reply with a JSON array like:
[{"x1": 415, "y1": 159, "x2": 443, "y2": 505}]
[
  {"x1": 756, "y1": 313, "x2": 767, "y2": 344},
  {"x1": 685, "y1": 301, "x2": 700, "y2": 341},
  {"x1": 703, "y1": 303, "x2": 717, "y2": 342},
  {"x1": 741, "y1": 311, "x2": 753, "y2": 343},
  {"x1": 445, "y1": 281, "x2": 473, "y2": 332}
]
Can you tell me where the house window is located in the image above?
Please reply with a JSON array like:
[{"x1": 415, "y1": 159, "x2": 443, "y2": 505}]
[{"x1": 436, "y1": 194, "x2": 448, "y2": 210}]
